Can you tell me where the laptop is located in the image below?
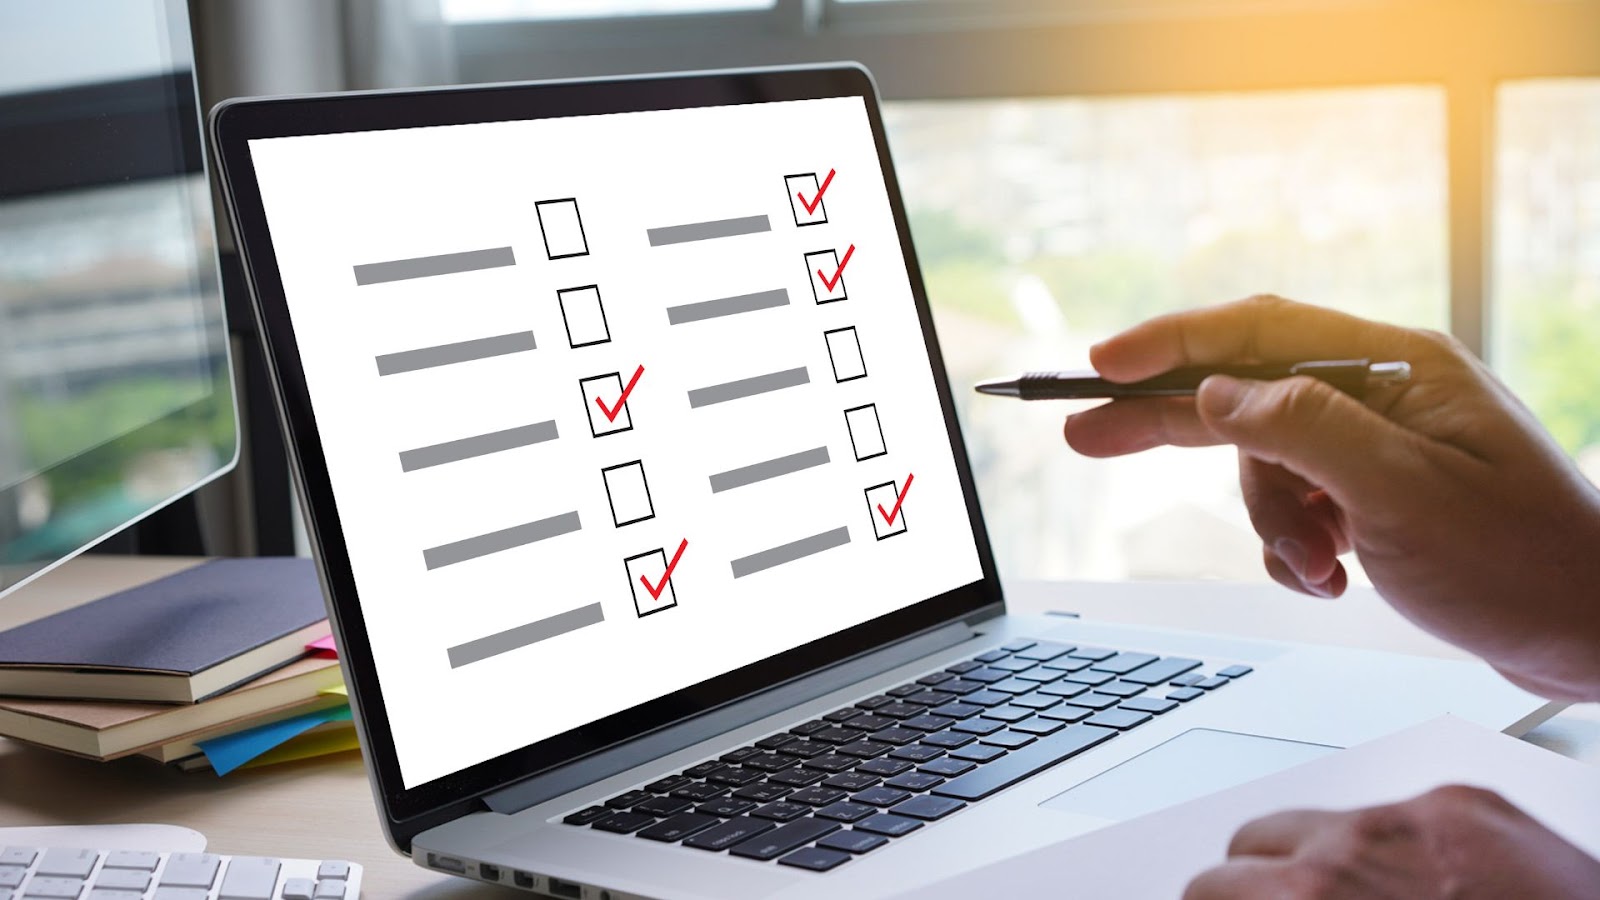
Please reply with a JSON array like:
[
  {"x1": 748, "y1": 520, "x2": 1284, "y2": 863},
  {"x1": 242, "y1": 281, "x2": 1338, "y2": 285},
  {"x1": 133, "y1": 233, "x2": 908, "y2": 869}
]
[{"x1": 212, "y1": 64, "x2": 1558, "y2": 898}]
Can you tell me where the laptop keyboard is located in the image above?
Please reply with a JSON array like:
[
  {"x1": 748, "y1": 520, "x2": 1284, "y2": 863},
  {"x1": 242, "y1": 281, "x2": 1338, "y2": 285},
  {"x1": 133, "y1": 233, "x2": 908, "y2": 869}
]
[{"x1": 560, "y1": 639, "x2": 1253, "y2": 872}]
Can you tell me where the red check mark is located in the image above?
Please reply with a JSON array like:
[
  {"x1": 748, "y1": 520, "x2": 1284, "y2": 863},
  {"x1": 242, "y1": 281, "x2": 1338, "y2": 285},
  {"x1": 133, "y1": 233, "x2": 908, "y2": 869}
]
[
  {"x1": 816, "y1": 244, "x2": 855, "y2": 292},
  {"x1": 797, "y1": 168, "x2": 836, "y2": 215},
  {"x1": 595, "y1": 365, "x2": 644, "y2": 422},
  {"x1": 640, "y1": 538, "x2": 688, "y2": 600},
  {"x1": 877, "y1": 473, "x2": 915, "y2": 526}
]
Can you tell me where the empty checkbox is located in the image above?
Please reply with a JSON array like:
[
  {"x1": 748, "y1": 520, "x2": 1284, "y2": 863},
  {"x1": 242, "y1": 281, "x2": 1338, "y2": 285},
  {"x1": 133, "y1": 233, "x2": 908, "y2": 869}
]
[
  {"x1": 601, "y1": 460, "x2": 655, "y2": 527},
  {"x1": 864, "y1": 480, "x2": 908, "y2": 541},
  {"x1": 536, "y1": 198, "x2": 590, "y2": 259},
  {"x1": 558, "y1": 285, "x2": 611, "y2": 348},
  {"x1": 844, "y1": 404, "x2": 887, "y2": 461},
  {"x1": 580, "y1": 372, "x2": 634, "y2": 437},
  {"x1": 785, "y1": 172, "x2": 829, "y2": 227},
  {"x1": 805, "y1": 249, "x2": 848, "y2": 304},
  {"x1": 625, "y1": 548, "x2": 679, "y2": 617},
  {"x1": 824, "y1": 327, "x2": 867, "y2": 383}
]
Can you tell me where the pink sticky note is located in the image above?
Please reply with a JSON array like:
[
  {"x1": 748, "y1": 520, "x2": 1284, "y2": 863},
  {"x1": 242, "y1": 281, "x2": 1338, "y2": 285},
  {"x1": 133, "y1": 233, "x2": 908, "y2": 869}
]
[{"x1": 307, "y1": 634, "x2": 338, "y2": 657}]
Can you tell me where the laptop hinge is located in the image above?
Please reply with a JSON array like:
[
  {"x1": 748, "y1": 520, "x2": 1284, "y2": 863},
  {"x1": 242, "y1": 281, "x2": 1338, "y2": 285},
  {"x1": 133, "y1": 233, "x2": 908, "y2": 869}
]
[{"x1": 482, "y1": 620, "x2": 978, "y2": 816}]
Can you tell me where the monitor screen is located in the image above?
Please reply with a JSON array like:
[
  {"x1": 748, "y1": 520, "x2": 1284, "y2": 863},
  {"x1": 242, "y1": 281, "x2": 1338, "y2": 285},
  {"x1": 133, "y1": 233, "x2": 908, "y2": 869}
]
[
  {"x1": 247, "y1": 95, "x2": 985, "y2": 788},
  {"x1": 0, "y1": 0, "x2": 237, "y2": 595}
]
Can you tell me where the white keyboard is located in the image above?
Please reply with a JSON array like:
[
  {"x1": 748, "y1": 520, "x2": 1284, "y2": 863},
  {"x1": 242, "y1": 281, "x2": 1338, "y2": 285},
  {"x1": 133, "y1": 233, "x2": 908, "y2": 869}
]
[{"x1": 0, "y1": 847, "x2": 361, "y2": 900}]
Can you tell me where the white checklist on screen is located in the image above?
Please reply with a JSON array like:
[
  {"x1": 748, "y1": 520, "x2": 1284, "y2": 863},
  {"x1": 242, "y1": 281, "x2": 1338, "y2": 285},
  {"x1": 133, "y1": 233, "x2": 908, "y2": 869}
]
[{"x1": 248, "y1": 96, "x2": 984, "y2": 787}]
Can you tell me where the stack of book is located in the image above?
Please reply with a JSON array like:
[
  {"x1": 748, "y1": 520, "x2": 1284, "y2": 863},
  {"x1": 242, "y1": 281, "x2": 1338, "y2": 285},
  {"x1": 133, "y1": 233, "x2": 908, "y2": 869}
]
[{"x1": 0, "y1": 558, "x2": 355, "y2": 775}]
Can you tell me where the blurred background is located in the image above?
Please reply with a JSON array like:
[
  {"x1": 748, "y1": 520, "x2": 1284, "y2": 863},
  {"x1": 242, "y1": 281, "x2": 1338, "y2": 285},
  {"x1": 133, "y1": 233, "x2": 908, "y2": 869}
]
[{"x1": 177, "y1": 0, "x2": 1600, "y2": 583}]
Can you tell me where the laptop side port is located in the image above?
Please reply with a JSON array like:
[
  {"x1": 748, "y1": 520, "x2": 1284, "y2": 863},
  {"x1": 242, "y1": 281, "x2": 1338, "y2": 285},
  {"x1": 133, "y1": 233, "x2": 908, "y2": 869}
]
[
  {"x1": 547, "y1": 877, "x2": 583, "y2": 899},
  {"x1": 425, "y1": 853, "x2": 466, "y2": 874},
  {"x1": 479, "y1": 863, "x2": 501, "y2": 882},
  {"x1": 513, "y1": 870, "x2": 536, "y2": 890}
]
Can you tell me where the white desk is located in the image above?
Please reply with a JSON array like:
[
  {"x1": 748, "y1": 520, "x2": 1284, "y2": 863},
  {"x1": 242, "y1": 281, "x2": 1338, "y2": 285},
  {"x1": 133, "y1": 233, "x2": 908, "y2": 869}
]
[{"x1": 1, "y1": 556, "x2": 1595, "y2": 897}]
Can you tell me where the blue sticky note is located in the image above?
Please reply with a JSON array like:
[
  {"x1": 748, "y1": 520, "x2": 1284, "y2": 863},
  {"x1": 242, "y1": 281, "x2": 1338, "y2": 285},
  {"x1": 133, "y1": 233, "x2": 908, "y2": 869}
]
[{"x1": 197, "y1": 705, "x2": 352, "y2": 776}]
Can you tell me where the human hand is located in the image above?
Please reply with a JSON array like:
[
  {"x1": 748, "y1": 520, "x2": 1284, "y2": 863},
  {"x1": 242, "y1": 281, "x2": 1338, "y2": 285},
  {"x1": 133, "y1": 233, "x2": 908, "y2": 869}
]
[
  {"x1": 1184, "y1": 785, "x2": 1600, "y2": 899},
  {"x1": 1062, "y1": 296, "x2": 1600, "y2": 701}
]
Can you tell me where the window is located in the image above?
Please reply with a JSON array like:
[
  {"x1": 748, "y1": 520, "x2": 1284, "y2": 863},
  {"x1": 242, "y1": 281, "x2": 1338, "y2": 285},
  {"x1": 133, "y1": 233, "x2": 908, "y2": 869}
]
[
  {"x1": 884, "y1": 88, "x2": 1447, "y2": 580},
  {"x1": 1493, "y1": 80, "x2": 1600, "y2": 485}
]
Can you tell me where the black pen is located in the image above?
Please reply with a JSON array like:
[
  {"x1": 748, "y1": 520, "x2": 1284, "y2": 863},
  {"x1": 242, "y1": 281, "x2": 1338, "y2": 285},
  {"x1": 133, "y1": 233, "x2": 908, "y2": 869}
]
[{"x1": 975, "y1": 359, "x2": 1411, "y2": 400}]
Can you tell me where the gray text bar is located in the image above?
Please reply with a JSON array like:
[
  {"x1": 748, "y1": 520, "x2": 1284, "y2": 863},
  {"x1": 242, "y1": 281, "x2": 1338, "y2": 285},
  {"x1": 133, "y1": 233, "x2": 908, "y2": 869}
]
[
  {"x1": 376, "y1": 331, "x2": 536, "y2": 376},
  {"x1": 667, "y1": 288, "x2": 790, "y2": 325},
  {"x1": 688, "y1": 367, "x2": 810, "y2": 409},
  {"x1": 354, "y1": 246, "x2": 517, "y2": 285},
  {"x1": 400, "y1": 420, "x2": 559, "y2": 472},
  {"x1": 447, "y1": 602, "x2": 604, "y2": 668},
  {"x1": 710, "y1": 446, "x2": 831, "y2": 494},
  {"x1": 647, "y1": 215, "x2": 771, "y2": 247},
  {"x1": 731, "y1": 526, "x2": 851, "y2": 579},
  {"x1": 423, "y1": 510, "x2": 581, "y2": 570}
]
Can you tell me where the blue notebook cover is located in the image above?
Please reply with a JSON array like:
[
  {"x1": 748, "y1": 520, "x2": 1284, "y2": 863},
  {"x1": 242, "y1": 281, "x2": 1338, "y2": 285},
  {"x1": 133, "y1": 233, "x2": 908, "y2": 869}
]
[{"x1": 0, "y1": 557, "x2": 329, "y2": 702}]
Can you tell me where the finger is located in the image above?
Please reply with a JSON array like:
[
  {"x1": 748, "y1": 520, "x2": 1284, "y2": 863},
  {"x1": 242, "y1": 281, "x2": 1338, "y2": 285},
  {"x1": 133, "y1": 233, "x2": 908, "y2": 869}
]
[
  {"x1": 1090, "y1": 295, "x2": 1418, "y2": 383},
  {"x1": 1239, "y1": 456, "x2": 1343, "y2": 584},
  {"x1": 1063, "y1": 397, "x2": 1219, "y2": 457},
  {"x1": 1228, "y1": 809, "x2": 1347, "y2": 858},
  {"x1": 1197, "y1": 374, "x2": 1426, "y2": 514},
  {"x1": 1183, "y1": 858, "x2": 1303, "y2": 900},
  {"x1": 1263, "y1": 545, "x2": 1330, "y2": 597}
]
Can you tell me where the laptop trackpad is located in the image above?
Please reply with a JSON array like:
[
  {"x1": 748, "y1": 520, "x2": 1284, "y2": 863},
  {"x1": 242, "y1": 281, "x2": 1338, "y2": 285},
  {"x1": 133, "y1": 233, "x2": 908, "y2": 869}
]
[{"x1": 1040, "y1": 728, "x2": 1339, "y2": 821}]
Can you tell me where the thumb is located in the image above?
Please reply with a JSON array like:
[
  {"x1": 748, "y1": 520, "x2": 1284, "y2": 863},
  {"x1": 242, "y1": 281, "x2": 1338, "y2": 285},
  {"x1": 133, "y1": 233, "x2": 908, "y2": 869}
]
[{"x1": 1197, "y1": 374, "x2": 1422, "y2": 509}]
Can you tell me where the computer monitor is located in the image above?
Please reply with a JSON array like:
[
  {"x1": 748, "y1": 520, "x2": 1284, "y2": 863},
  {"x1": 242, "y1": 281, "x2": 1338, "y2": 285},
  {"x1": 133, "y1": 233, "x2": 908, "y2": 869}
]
[{"x1": 0, "y1": 0, "x2": 237, "y2": 596}]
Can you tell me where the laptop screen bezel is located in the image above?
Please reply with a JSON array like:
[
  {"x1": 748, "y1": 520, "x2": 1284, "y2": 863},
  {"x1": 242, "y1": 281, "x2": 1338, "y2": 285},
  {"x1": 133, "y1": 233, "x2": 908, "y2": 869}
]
[{"x1": 211, "y1": 64, "x2": 1003, "y2": 845}]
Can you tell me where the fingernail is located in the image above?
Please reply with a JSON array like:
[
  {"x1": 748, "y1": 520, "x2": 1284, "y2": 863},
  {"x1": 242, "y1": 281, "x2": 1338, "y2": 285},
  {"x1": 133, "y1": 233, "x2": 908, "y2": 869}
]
[
  {"x1": 1273, "y1": 537, "x2": 1307, "y2": 578},
  {"x1": 1198, "y1": 374, "x2": 1247, "y2": 417}
]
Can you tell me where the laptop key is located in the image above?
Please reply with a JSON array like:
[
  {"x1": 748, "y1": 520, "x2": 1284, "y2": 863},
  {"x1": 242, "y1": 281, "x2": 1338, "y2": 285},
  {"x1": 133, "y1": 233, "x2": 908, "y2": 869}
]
[
  {"x1": 1097, "y1": 681, "x2": 1146, "y2": 698},
  {"x1": 870, "y1": 728, "x2": 924, "y2": 746},
  {"x1": 743, "y1": 753, "x2": 801, "y2": 772},
  {"x1": 1170, "y1": 673, "x2": 1205, "y2": 687},
  {"x1": 1196, "y1": 676, "x2": 1230, "y2": 690},
  {"x1": 917, "y1": 671, "x2": 955, "y2": 686},
  {"x1": 1014, "y1": 642, "x2": 1072, "y2": 661},
  {"x1": 919, "y1": 758, "x2": 976, "y2": 777},
  {"x1": 787, "y1": 786, "x2": 847, "y2": 806},
  {"x1": 980, "y1": 731, "x2": 1036, "y2": 750},
  {"x1": 1121, "y1": 697, "x2": 1180, "y2": 715},
  {"x1": 979, "y1": 705, "x2": 1033, "y2": 723},
  {"x1": 962, "y1": 667, "x2": 1010, "y2": 684},
  {"x1": 634, "y1": 795, "x2": 693, "y2": 817},
  {"x1": 1068, "y1": 647, "x2": 1116, "y2": 661},
  {"x1": 963, "y1": 689, "x2": 1012, "y2": 707},
  {"x1": 824, "y1": 772, "x2": 880, "y2": 790},
  {"x1": 902, "y1": 714, "x2": 957, "y2": 731},
  {"x1": 887, "y1": 744, "x2": 944, "y2": 762},
  {"x1": 817, "y1": 831, "x2": 889, "y2": 854},
  {"x1": 874, "y1": 702, "x2": 929, "y2": 719},
  {"x1": 890, "y1": 795, "x2": 966, "y2": 821},
  {"x1": 838, "y1": 740, "x2": 893, "y2": 759},
  {"x1": 853, "y1": 814, "x2": 923, "y2": 837},
  {"x1": 989, "y1": 678, "x2": 1038, "y2": 695},
  {"x1": 592, "y1": 811, "x2": 656, "y2": 834},
  {"x1": 886, "y1": 683, "x2": 924, "y2": 697},
  {"x1": 920, "y1": 730, "x2": 974, "y2": 749},
  {"x1": 1042, "y1": 657, "x2": 1092, "y2": 672},
  {"x1": 903, "y1": 690, "x2": 956, "y2": 707},
  {"x1": 1092, "y1": 652, "x2": 1160, "y2": 675},
  {"x1": 949, "y1": 743, "x2": 1007, "y2": 763},
  {"x1": 1064, "y1": 670, "x2": 1114, "y2": 686},
  {"x1": 932, "y1": 725, "x2": 1119, "y2": 801},
  {"x1": 733, "y1": 783, "x2": 792, "y2": 802},
  {"x1": 768, "y1": 768, "x2": 826, "y2": 787},
  {"x1": 1010, "y1": 693, "x2": 1061, "y2": 710},
  {"x1": 929, "y1": 702, "x2": 982, "y2": 720},
  {"x1": 709, "y1": 767, "x2": 764, "y2": 786},
  {"x1": 1037, "y1": 681, "x2": 1089, "y2": 698},
  {"x1": 949, "y1": 717, "x2": 1004, "y2": 736},
  {"x1": 1038, "y1": 705, "x2": 1092, "y2": 723},
  {"x1": 606, "y1": 790, "x2": 653, "y2": 809},
  {"x1": 563, "y1": 806, "x2": 609, "y2": 826},
  {"x1": 1167, "y1": 687, "x2": 1204, "y2": 702},
  {"x1": 638, "y1": 813, "x2": 720, "y2": 843},
  {"x1": 988, "y1": 658, "x2": 1037, "y2": 673},
  {"x1": 844, "y1": 714, "x2": 897, "y2": 732},
  {"x1": 940, "y1": 679, "x2": 984, "y2": 695},
  {"x1": 698, "y1": 798, "x2": 756, "y2": 817},
  {"x1": 779, "y1": 847, "x2": 852, "y2": 872},
  {"x1": 855, "y1": 757, "x2": 913, "y2": 776},
  {"x1": 944, "y1": 660, "x2": 982, "y2": 674},
  {"x1": 1001, "y1": 640, "x2": 1036, "y2": 652},
  {"x1": 1010, "y1": 717, "x2": 1066, "y2": 736},
  {"x1": 1060, "y1": 693, "x2": 1120, "y2": 711},
  {"x1": 645, "y1": 774, "x2": 692, "y2": 793},
  {"x1": 752, "y1": 802, "x2": 811, "y2": 822},
  {"x1": 803, "y1": 754, "x2": 859, "y2": 773},
  {"x1": 792, "y1": 719, "x2": 832, "y2": 736},
  {"x1": 756, "y1": 733, "x2": 798, "y2": 750},
  {"x1": 885, "y1": 772, "x2": 944, "y2": 792},
  {"x1": 1086, "y1": 709, "x2": 1154, "y2": 730},
  {"x1": 814, "y1": 801, "x2": 876, "y2": 822},
  {"x1": 824, "y1": 708, "x2": 864, "y2": 723},
  {"x1": 855, "y1": 695, "x2": 895, "y2": 711},
  {"x1": 1218, "y1": 664, "x2": 1253, "y2": 678},
  {"x1": 812, "y1": 726, "x2": 867, "y2": 744},
  {"x1": 974, "y1": 650, "x2": 1010, "y2": 663},
  {"x1": 854, "y1": 785, "x2": 912, "y2": 807},
  {"x1": 683, "y1": 816, "x2": 775, "y2": 851},
  {"x1": 729, "y1": 818, "x2": 839, "y2": 861},
  {"x1": 684, "y1": 761, "x2": 727, "y2": 779},
  {"x1": 778, "y1": 739, "x2": 828, "y2": 759},
  {"x1": 1014, "y1": 668, "x2": 1063, "y2": 683},
  {"x1": 1119, "y1": 657, "x2": 1203, "y2": 686},
  {"x1": 672, "y1": 782, "x2": 728, "y2": 801}
]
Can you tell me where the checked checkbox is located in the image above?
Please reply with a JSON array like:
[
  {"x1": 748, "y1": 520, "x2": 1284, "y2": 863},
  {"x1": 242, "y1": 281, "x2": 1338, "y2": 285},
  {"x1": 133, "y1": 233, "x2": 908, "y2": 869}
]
[
  {"x1": 806, "y1": 248, "x2": 849, "y2": 304},
  {"x1": 580, "y1": 369, "x2": 638, "y2": 437},
  {"x1": 626, "y1": 542, "x2": 684, "y2": 617},
  {"x1": 864, "y1": 479, "x2": 909, "y2": 541},
  {"x1": 786, "y1": 170, "x2": 832, "y2": 227}
]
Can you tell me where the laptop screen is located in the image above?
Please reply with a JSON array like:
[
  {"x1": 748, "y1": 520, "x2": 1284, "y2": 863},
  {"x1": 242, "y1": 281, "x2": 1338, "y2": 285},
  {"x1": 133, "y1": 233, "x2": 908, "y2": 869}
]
[{"x1": 248, "y1": 94, "x2": 985, "y2": 789}]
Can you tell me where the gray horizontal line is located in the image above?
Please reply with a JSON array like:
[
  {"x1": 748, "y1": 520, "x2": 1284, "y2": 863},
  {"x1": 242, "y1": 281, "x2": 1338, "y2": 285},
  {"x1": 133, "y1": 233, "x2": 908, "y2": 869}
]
[
  {"x1": 354, "y1": 246, "x2": 516, "y2": 285},
  {"x1": 710, "y1": 446, "x2": 831, "y2": 494},
  {"x1": 688, "y1": 366, "x2": 810, "y2": 409},
  {"x1": 667, "y1": 288, "x2": 790, "y2": 325},
  {"x1": 376, "y1": 331, "x2": 535, "y2": 376},
  {"x1": 731, "y1": 526, "x2": 851, "y2": 579},
  {"x1": 400, "y1": 420, "x2": 559, "y2": 472},
  {"x1": 447, "y1": 602, "x2": 604, "y2": 669},
  {"x1": 423, "y1": 510, "x2": 581, "y2": 570},
  {"x1": 647, "y1": 214, "x2": 771, "y2": 247}
]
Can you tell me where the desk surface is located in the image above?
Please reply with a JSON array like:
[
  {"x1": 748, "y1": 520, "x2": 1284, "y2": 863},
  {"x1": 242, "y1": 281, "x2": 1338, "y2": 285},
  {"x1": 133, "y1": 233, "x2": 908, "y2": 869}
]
[{"x1": 2, "y1": 556, "x2": 1596, "y2": 898}]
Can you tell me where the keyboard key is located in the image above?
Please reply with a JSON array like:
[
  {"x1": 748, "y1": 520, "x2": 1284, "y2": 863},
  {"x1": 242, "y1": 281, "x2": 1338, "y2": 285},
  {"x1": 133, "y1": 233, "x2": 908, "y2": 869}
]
[
  {"x1": 1121, "y1": 697, "x2": 1180, "y2": 715},
  {"x1": 777, "y1": 739, "x2": 828, "y2": 759},
  {"x1": 917, "y1": 671, "x2": 955, "y2": 686},
  {"x1": 945, "y1": 660, "x2": 982, "y2": 675},
  {"x1": 1170, "y1": 673, "x2": 1204, "y2": 687},
  {"x1": 698, "y1": 798, "x2": 756, "y2": 817},
  {"x1": 949, "y1": 743, "x2": 1007, "y2": 763},
  {"x1": 1068, "y1": 647, "x2": 1116, "y2": 661},
  {"x1": 768, "y1": 768, "x2": 826, "y2": 787},
  {"x1": 853, "y1": 814, "x2": 923, "y2": 837},
  {"x1": 838, "y1": 740, "x2": 893, "y2": 759},
  {"x1": 152, "y1": 890, "x2": 210, "y2": 900},
  {"x1": 890, "y1": 795, "x2": 966, "y2": 821},
  {"x1": 1014, "y1": 668, "x2": 1063, "y2": 683},
  {"x1": 920, "y1": 730, "x2": 974, "y2": 749},
  {"x1": 638, "y1": 813, "x2": 720, "y2": 843},
  {"x1": 979, "y1": 705, "x2": 1033, "y2": 723},
  {"x1": 719, "y1": 747, "x2": 761, "y2": 764},
  {"x1": 974, "y1": 650, "x2": 1010, "y2": 663},
  {"x1": 855, "y1": 757, "x2": 914, "y2": 776},
  {"x1": 217, "y1": 856, "x2": 280, "y2": 900},
  {"x1": 1097, "y1": 681, "x2": 1146, "y2": 698},
  {"x1": 823, "y1": 772, "x2": 880, "y2": 790},
  {"x1": 645, "y1": 774, "x2": 692, "y2": 793},
  {"x1": 756, "y1": 733, "x2": 799, "y2": 750},
  {"x1": 312, "y1": 881, "x2": 345, "y2": 900},
  {"x1": 683, "y1": 816, "x2": 775, "y2": 851},
  {"x1": 1060, "y1": 693, "x2": 1120, "y2": 711},
  {"x1": 779, "y1": 847, "x2": 851, "y2": 872},
  {"x1": 38, "y1": 849, "x2": 98, "y2": 879},
  {"x1": 963, "y1": 689, "x2": 1012, "y2": 707},
  {"x1": 742, "y1": 752, "x2": 801, "y2": 772},
  {"x1": 933, "y1": 725, "x2": 1118, "y2": 801},
  {"x1": 812, "y1": 726, "x2": 867, "y2": 744},
  {"x1": 940, "y1": 679, "x2": 984, "y2": 695},
  {"x1": 1167, "y1": 687, "x2": 1204, "y2": 702},
  {"x1": 709, "y1": 767, "x2": 764, "y2": 786},
  {"x1": 592, "y1": 811, "x2": 656, "y2": 834},
  {"x1": 792, "y1": 719, "x2": 831, "y2": 736},
  {"x1": 1014, "y1": 642, "x2": 1072, "y2": 661},
  {"x1": 874, "y1": 702, "x2": 929, "y2": 719},
  {"x1": 844, "y1": 714, "x2": 897, "y2": 732},
  {"x1": 606, "y1": 789, "x2": 654, "y2": 808},
  {"x1": 887, "y1": 683, "x2": 924, "y2": 697},
  {"x1": 980, "y1": 731, "x2": 1036, "y2": 749},
  {"x1": 1119, "y1": 657, "x2": 1202, "y2": 686},
  {"x1": 929, "y1": 702, "x2": 982, "y2": 720},
  {"x1": 103, "y1": 851, "x2": 159, "y2": 871},
  {"x1": 989, "y1": 678, "x2": 1038, "y2": 695},
  {"x1": 1011, "y1": 717, "x2": 1066, "y2": 736},
  {"x1": 732, "y1": 783, "x2": 793, "y2": 802},
  {"x1": 855, "y1": 695, "x2": 895, "y2": 711},
  {"x1": 0, "y1": 868, "x2": 23, "y2": 889},
  {"x1": 21, "y1": 877, "x2": 84, "y2": 898},
  {"x1": 919, "y1": 757, "x2": 976, "y2": 777},
  {"x1": 1196, "y1": 676, "x2": 1230, "y2": 690},
  {"x1": 1064, "y1": 670, "x2": 1114, "y2": 686},
  {"x1": 729, "y1": 818, "x2": 839, "y2": 860},
  {"x1": 1086, "y1": 708, "x2": 1154, "y2": 730},
  {"x1": 1038, "y1": 705, "x2": 1092, "y2": 723},
  {"x1": 672, "y1": 782, "x2": 728, "y2": 801},
  {"x1": 817, "y1": 830, "x2": 889, "y2": 854},
  {"x1": 988, "y1": 658, "x2": 1037, "y2": 673},
  {"x1": 563, "y1": 806, "x2": 609, "y2": 825},
  {"x1": 814, "y1": 801, "x2": 876, "y2": 822},
  {"x1": 1000, "y1": 639, "x2": 1036, "y2": 652},
  {"x1": 885, "y1": 772, "x2": 944, "y2": 791},
  {"x1": 787, "y1": 786, "x2": 847, "y2": 806},
  {"x1": 950, "y1": 717, "x2": 1004, "y2": 736},
  {"x1": 853, "y1": 786, "x2": 912, "y2": 807},
  {"x1": 962, "y1": 667, "x2": 1010, "y2": 684},
  {"x1": 1011, "y1": 693, "x2": 1061, "y2": 710},
  {"x1": 752, "y1": 802, "x2": 811, "y2": 822},
  {"x1": 824, "y1": 707, "x2": 864, "y2": 723},
  {"x1": 633, "y1": 795, "x2": 693, "y2": 816},
  {"x1": 870, "y1": 727, "x2": 924, "y2": 746},
  {"x1": 887, "y1": 744, "x2": 944, "y2": 762},
  {"x1": 282, "y1": 878, "x2": 316, "y2": 900},
  {"x1": 1092, "y1": 652, "x2": 1160, "y2": 675},
  {"x1": 1041, "y1": 657, "x2": 1092, "y2": 672},
  {"x1": 1218, "y1": 664, "x2": 1254, "y2": 678},
  {"x1": 0, "y1": 850, "x2": 35, "y2": 867},
  {"x1": 683, "y1": 761, "x2": 726, "y2": 779},
  {"x1": 1037, "y1": 681, "x2": 1089, "y2": 698},
  {"x1": 900, "y1": 714, "x2": 956, "y2": 732},
  {"x1": 903, "y1": 690, "x2": 956, "y2": 707},
  {"x1": 160, "y1": 854, "x2": 221, "y2": 889},
  {"x1": 315, "y1": 863, "x2": 350, "y2": 882}
]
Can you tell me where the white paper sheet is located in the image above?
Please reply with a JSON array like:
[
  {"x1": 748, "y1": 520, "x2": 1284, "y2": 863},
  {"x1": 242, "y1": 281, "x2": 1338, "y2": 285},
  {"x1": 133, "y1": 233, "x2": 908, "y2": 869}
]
[{"x1": 894, "y1": 716, "x2": 1600, "y2": 898}]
